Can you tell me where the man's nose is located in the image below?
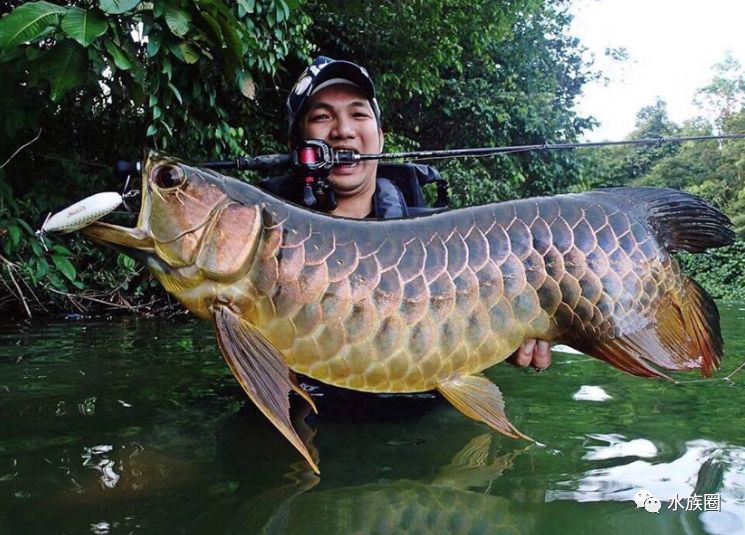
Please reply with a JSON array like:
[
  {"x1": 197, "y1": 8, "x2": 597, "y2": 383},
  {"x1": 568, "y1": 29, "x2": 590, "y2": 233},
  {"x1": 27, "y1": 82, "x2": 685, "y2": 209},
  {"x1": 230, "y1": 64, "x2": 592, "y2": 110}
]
[{"x1": 331, "y1": 116, "x2": 356, "y2": 139}]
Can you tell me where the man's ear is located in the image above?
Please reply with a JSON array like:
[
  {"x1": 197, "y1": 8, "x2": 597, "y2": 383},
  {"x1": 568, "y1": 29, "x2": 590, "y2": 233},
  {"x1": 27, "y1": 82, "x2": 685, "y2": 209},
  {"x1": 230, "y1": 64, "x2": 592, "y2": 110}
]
[{"x1": 378, "y1": 129, "x2": 385, "y2": 152}]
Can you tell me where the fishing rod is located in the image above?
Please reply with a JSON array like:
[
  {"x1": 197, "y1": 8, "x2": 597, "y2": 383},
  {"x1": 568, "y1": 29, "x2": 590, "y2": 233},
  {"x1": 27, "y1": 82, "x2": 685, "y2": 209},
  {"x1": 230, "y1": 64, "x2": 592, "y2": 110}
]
[
  {"x1": 201, "y1": 133, "x2": 745, "y2": 171},
  {"x1": 345, "y1": 133, "x2": 745, "y2": 163},
  {"x1": 196, "y1": 133, "x2": 745, "y2": 210}
]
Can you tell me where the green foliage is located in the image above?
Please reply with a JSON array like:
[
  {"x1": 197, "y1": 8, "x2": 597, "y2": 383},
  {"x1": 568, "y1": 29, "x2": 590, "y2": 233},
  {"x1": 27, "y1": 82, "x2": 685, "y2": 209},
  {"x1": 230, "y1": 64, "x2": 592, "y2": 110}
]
[
  {"x1": 585, "y1": 99, "x2": 682, "y2": 188},
  {"x1": 61, "y1": 7, "x2": 109, "y2": 47},
  {"x1": 0, "y1": 1, "x2": 66, "y2": 49},
  {"x1": 0, "y1": 0, "x2": 312, "y2": 315},
  {"x1": 584, "y1": 57, "x2": 745, "y2": 299},
  {"x1": 0, "y1": 171, "x2": 83, "y2": 296},
  {"x1": 99, "y1": 0, "x2": 142, "y2": 15},
  {"x1": 677, "y1": 242, "x2": 745, "y2": 301}
]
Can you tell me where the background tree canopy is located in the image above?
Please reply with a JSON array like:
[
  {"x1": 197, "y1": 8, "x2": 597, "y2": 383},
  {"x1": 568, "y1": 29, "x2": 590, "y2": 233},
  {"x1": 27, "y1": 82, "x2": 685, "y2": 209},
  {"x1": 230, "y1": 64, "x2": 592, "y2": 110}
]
[{"x1": 0, "y1": 0, "x2": 743, "y2": 315}]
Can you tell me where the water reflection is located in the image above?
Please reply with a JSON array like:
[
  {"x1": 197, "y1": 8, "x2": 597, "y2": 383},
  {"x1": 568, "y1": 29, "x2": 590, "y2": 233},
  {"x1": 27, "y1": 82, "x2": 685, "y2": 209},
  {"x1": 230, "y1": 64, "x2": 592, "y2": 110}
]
[
  {"x1": 3, "y1": 306, "x2": 745, "y2": 534},
  {"x1": 547, "y1": 436, "x2": 745, "y2": 534},
  {"x1": 226, "y1": 432, "x2": 537, "y2": 535}
]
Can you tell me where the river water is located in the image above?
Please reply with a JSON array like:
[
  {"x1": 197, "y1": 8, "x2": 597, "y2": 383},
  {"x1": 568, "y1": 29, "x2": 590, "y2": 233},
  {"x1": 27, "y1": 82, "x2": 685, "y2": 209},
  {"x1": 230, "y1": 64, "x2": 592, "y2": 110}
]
[{"x1": 2, "y1": 303, "x2": 745, "y2": 534}]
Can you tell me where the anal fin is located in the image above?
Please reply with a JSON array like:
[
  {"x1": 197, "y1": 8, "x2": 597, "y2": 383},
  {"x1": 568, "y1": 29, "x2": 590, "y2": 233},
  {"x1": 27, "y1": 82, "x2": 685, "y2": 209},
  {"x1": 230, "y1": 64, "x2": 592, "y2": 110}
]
[
  {"x1": 437, "y1": 375, "x2": 532, "y2": 441},
  {"x1": 213, "y1": 306, "x2": 319, "y2": 473}
]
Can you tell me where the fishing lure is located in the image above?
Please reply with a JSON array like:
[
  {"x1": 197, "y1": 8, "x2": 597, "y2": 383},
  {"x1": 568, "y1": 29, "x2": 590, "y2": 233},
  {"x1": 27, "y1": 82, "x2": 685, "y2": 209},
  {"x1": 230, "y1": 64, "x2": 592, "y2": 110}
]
[{"x1": 39, "y1": 192, "x2": 123, "y2": 235}]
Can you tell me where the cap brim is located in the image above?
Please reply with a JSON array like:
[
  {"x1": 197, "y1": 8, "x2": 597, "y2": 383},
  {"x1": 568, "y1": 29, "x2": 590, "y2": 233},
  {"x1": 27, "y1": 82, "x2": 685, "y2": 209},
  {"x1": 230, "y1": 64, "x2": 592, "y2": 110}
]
[{"x1": 309, "y1": 60, "x2": 375, "y2": 100}]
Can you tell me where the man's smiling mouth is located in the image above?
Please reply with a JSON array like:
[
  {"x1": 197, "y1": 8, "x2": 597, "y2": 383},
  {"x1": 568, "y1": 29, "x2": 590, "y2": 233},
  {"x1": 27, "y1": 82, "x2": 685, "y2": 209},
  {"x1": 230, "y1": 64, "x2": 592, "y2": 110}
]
[{"x1": 333, "y1": 146, "x2": 360, "y2": 167}]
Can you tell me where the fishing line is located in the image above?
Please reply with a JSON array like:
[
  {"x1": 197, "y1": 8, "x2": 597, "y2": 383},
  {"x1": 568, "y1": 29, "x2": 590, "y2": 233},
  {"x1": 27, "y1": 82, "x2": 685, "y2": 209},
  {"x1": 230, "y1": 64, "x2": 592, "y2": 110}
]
[{"x1": 348, "y1": 133, "x2": 745, "y2": 164}]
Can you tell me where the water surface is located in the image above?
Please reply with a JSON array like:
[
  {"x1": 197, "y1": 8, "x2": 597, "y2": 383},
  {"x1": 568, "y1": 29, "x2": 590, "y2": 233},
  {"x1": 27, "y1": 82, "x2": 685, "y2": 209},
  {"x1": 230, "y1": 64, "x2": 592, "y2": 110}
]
[{"x1": 2, "y1": 303, "x2": 745, "y2": 534}]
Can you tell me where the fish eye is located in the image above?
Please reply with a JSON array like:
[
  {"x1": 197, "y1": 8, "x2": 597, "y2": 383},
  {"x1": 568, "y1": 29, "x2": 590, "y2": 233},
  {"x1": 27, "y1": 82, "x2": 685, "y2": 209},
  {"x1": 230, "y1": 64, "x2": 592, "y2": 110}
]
[{"x1": 151, "y1": 164, "x2": 185, "y2": 189}]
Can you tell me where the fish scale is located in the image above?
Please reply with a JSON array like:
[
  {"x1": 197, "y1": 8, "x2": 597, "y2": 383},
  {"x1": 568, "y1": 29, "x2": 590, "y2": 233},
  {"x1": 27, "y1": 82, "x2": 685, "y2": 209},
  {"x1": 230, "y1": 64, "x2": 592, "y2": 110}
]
[
  {"x1": 80, "y1": 153, "x2": 734, "y2": 472},
  {"x1": 242, "y1": 196, "x2": 653, "y2": 392}
]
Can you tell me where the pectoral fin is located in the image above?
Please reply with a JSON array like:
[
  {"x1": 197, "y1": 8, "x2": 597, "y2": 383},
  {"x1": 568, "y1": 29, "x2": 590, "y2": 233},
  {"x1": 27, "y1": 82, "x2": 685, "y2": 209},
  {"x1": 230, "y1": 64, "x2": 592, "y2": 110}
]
[
  {"x1": 437, "y1": 375, "x2": 532, "y2": 441},
  {"x1": 213, "y1": 306, "x2": 319, "y2": 473}
]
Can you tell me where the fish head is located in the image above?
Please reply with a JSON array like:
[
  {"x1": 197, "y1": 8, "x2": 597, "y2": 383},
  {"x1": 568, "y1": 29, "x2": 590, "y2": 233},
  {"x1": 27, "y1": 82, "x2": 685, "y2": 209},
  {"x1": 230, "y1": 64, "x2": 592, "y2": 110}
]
[{"x1": 82, "y1": 152, "x2": 264, "y2": 287}]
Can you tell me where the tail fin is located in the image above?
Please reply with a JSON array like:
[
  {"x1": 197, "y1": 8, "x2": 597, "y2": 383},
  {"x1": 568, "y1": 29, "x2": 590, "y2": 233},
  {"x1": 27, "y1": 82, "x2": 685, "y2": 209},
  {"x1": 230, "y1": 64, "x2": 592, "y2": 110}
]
[
  {"x1": 591, "y1": 187, "x2": 735, "y2": 252},
  {"x1": 575, "y1": 276, "x2": 722, "y2": 379},
  {"x1": 574, "y1": 188, "x2": 728, "y2": 377},
  {"x1": 677, "y1": 277, "x2": 723, "y2": 376}
]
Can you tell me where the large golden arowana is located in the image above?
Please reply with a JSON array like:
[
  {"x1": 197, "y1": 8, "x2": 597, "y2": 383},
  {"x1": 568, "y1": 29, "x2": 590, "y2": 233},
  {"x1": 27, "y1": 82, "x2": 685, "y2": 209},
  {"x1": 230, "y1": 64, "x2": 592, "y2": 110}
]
[{"x1": 82, "y1": 153, "x2": 734, "y2": 473}]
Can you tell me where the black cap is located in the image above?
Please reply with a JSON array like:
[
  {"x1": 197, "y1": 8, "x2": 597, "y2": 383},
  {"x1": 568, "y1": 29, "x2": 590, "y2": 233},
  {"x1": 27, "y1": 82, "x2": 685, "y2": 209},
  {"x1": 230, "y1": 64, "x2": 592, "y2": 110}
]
[{"x1": 287, "y1": 56, "x2": 381, "y2": 140}]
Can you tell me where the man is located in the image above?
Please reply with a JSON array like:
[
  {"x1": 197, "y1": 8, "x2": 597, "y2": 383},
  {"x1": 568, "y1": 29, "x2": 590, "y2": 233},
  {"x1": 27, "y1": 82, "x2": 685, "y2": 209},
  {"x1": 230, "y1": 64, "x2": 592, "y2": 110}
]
[{"x1": 264, "y1": 56, "x2": 551, "y2": 370}]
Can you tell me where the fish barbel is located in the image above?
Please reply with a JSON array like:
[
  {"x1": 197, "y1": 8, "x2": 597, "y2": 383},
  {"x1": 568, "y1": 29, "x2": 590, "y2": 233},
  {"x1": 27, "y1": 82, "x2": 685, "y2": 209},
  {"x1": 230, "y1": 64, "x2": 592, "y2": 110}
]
[{"x1": 81, "y1": 153, "x2": 734, "y2": 472}]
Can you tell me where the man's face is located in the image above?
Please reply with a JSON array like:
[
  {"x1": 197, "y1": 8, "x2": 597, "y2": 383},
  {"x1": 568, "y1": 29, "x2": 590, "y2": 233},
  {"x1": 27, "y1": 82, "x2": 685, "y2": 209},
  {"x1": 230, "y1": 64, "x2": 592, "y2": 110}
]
[{"x1": 299, "y1": 84, "x2": 383, "y2": 197}]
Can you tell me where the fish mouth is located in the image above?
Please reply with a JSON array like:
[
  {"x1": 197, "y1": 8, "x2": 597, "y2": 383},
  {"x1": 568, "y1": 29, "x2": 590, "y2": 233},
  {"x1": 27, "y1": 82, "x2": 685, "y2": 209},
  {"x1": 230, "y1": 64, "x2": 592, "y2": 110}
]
[
  {"x1": 82, "y1": 221, "x2": 154, "y2": 253},
  {"x1": 81, "y1": 154, "x2": 156, "y2": 254}
]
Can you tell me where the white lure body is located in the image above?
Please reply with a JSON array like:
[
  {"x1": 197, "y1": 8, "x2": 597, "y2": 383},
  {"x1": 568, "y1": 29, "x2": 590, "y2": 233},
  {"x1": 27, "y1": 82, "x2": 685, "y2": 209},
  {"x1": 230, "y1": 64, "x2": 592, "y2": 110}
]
[{"x1": 41, "y1": 192, "x2": 123, "y2": 234}]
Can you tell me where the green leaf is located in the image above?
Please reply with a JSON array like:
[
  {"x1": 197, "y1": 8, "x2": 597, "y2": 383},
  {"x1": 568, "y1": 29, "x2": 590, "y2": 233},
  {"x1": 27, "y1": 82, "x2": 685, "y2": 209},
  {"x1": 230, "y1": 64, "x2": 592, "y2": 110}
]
[
  {"x1": 35, "y1": 258, "x2": 49, "y2": 279},
  {"x1": 159, "y1": 119, "x2": 173, "y2": 136},
  {"x1": 276, "y1": 0, "x2": 288, "y2": 23},
  {"x1": 51, "y1": 244, "x2": 72, "y2": 255},
  {"x1": 33, "y1": 40, "x2": 87, "y2": 102},
  {"x1": 216, "y1": 13, "x2": 242, "y2": 77},
  {"x1": 162, "y1": 57, "x2": 172, "y2": 79},
  {"x1": 148, "y1": 93, "x2": 157, "y2": 107},
  {"x1": 166, "y1": 40, "x2": 184, "y2": 62},
  {"x1": 61, "y1": 7, "x2": 108, "y2": 47},
  {"x1": 164, "y1": 7, "x2": 191, "y2": 37},
  {"x1": 16, "y1": 218, "x2": 34, "y2": 235},
  {"x1": 146, "y1": 123, "x2": 157, "y2": 136},
  {"x1": 167, "y1": 82, "x2": 182, "y2": 104},
  {"x1": 98, "y1": 0, "x2": 141, "y2": 15},
  {"x1": 104, "y1": 39, "x2": 132, "y2": 70},
  {"x1": 0, "y1": 1, "x2": 67, "y2": 50},
  {"x1": 238, "y1": 0, "x2": 256, "y2": 14},
  {"x1": 178, "y1": 41, "x2": 199, "y2": 64},
  {"x1": 152, "y1": 105, "x2": 161, "y2": 120},
  {"x1": 237, "y1": 69, "x2": 255, "y2": 99},
  {"x1": 30, "y1": 239, "x2": 43, "y2": 257},
  {"x1": 52, "y1": 254, "x2": 76, "y2": 281},
  {"x1": 146, "y1": 32, "x2": 161, "y2": 57},
  {"x1": 8, "y1": 224, "x2": 20, "y2": 248},
  {"x1": 199, "y1": 12, "x2": 223, "y2": 44},
  {"x1": 117, "y1": 253, "x2": 135, "y2": 270}
]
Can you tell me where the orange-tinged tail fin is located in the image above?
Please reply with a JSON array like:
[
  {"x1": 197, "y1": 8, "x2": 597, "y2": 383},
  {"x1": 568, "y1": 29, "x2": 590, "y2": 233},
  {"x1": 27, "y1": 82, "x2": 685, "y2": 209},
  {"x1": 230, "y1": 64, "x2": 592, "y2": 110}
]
[{"x1": 575, "y1": 277, "x2": 722, "y2": 379}]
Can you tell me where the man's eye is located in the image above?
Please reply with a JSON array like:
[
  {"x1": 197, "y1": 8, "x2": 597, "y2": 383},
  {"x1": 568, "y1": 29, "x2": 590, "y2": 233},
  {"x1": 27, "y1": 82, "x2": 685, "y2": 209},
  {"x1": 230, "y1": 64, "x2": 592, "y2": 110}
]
[{"x1": 310, "y1": 114, "x2": 329, "y2": 121}]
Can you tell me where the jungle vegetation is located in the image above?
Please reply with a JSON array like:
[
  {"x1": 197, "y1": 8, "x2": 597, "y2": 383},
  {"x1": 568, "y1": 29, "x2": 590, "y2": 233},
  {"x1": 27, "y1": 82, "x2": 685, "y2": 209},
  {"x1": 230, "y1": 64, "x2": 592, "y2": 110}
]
[{"x1": 1, "y1": 0, "x2": 744, "y2": 317}]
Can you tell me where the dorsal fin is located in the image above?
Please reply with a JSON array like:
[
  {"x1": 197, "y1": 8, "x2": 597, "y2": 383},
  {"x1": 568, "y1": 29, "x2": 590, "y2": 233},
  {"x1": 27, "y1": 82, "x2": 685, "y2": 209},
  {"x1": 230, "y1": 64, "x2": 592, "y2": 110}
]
[{"x1": 588, "y1": 187, "x2": 735, "y2": 253}]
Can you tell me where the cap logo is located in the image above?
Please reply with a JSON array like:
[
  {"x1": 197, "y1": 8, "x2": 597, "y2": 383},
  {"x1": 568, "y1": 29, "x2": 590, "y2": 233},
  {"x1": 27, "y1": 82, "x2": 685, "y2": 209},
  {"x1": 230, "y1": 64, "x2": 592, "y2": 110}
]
[{"x1": 294, "y1": 76, "x2": 312, "y2": 95}]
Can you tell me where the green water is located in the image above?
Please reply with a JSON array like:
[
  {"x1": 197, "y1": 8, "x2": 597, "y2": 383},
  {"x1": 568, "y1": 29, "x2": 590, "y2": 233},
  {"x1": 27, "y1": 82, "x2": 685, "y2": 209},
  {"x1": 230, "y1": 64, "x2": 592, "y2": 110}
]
[{"x1": 2, "y1": 304, "x2": 745, "y2": 534}]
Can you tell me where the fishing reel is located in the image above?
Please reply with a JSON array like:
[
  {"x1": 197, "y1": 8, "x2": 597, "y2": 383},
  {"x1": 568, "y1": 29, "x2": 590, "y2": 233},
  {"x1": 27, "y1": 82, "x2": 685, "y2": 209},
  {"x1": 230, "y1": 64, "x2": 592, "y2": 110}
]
[
  {"x1": 292, "y1": 139, "x2": 338, "y2": 211},
  {"x1": 200, "y1": 139, "x2": 350, "y2": 211},
  {"x1": 114, "y1": 140, "x2": 362, "y2": 211}
]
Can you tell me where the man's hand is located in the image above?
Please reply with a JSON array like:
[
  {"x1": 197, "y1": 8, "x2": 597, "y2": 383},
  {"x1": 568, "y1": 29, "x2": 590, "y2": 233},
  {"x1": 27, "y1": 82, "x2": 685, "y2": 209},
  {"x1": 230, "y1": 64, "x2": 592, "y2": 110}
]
[{"x1": 508, "y1": 339, "x2": 551, "y2": 370}]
